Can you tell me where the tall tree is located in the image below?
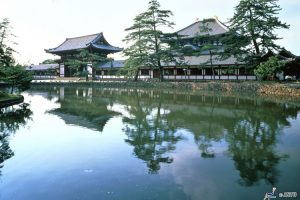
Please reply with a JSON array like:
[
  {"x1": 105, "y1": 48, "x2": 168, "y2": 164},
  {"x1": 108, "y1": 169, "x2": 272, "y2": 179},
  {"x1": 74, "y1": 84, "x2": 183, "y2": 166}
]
[
  {"x1": 223, "y1": 0, "x2": 289, "y2": 66},
  {"x1": 124, "y1": 0, "x2": 181, "y2": 82},
  {"x1": 0, "y1": 18, "x2": 16, "y2": 67},
  {"x1": 123, "y1": 13, "x2": 149, "y2": 81},
  {"x1": 0, "y1": 18, "x2": 32, "y2": 93}
]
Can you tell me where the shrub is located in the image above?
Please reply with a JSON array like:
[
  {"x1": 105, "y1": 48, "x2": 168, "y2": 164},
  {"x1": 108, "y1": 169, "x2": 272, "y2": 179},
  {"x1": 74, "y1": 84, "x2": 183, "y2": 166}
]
[{"x1": 254, "y1": 56, "x2": 286, "y2": 80}]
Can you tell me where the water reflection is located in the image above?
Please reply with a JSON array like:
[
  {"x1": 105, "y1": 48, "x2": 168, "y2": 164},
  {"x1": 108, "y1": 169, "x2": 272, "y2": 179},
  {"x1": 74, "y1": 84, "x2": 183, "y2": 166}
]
[
  {"x1": 225, "y1": 105, "x2": 293, "y2": 186},
  {"x1": 121, "y1": 90, "x2": 183, "y2": 173},
  {"x1": 30, "y1": 86, "x2": 300, "y2": 186},
  {"x1": 48, "y1": 87, "x2": 119, "y2": 132},
  {"x1": 0, "y1": 103, "x2": 32, "y2": 176}
]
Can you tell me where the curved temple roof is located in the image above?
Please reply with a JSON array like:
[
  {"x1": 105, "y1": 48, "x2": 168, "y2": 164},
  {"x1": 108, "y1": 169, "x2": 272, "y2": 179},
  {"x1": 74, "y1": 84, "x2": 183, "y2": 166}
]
[
  {"x1": 45, "y1": 32, "x2": 122, "y2": 55},
  {"x1": 176, "y1": 18, "x2": 229, "y2": 38}
]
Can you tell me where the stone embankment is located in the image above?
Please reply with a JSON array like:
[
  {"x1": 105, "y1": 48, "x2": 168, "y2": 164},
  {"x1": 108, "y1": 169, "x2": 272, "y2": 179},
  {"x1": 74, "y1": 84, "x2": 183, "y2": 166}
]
[
  {"x1": 0, "y1": 94, "x2": 24, "y2": 108},
  {"x1": 32, "y1": 80, "x2": 300, "y2": 97}
]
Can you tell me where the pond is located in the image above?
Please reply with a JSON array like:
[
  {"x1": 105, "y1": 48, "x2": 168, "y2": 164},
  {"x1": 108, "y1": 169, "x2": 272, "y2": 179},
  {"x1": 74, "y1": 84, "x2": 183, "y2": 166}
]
[{"x1": 0, "y1": 86, "x2": 300, "y2": 200}]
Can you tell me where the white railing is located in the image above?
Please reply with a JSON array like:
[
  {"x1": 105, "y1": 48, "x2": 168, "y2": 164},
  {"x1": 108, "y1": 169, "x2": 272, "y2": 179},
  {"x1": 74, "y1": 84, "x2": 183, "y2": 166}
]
[{"x1": 33, "y1": 75, "x2": 58, "y2": 79}]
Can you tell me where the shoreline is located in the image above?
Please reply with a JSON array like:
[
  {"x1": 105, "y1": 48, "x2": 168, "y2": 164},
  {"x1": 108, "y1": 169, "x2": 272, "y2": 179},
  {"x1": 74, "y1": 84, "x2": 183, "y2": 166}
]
[
  {"x1": 0, "y1": 94, "x2": 24, "y2": 108},
  {"x1": 30, "y1": 80, "x2": 300, "y2": 97}
]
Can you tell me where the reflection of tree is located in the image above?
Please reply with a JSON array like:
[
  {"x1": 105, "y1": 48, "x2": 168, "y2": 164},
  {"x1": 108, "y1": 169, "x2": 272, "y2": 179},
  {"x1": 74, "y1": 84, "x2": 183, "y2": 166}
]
[
  {"x1": 25, "y1": 86, "x2": 300, "y2": 185},
  {"x1": 0, "y1": 103, "x2": 32, "y2": 176},
  {"x1": 225, "y1": 105, "x2": 293, "y2": 186},
  {"x1": 122, "y1": 91, "x2": 183, "y2": 174},
  {"x1": 197, "y1": 97, "x2": 217, "y2": 158}
]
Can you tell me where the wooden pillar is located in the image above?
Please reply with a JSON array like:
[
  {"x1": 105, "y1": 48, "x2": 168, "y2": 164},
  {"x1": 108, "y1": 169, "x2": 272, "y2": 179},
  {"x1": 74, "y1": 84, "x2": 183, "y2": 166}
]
[
  {"x1": 150, "y1": 69, "x2": 153, "y2": 79},
  {"x1": 174, "y1": 67, "x2": 177, "y2": 80},
  {"x1": 87, "y1": 63, "x2": 92, "y2": 79},
  {"x1": 59, "y1": 63, "x2": 65, "y2": 77}
]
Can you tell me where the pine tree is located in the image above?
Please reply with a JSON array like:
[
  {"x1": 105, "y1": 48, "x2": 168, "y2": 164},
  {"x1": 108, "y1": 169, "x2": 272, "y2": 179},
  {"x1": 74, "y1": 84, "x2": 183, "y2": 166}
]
[
  {"x1": 0, "y1": 18, "x2": 32, "y2": 93},
  {"x1": 0, "y1": 18, "x2": 16, "y2": 67},
  {"x1": 123, "y1": 13, "x2": 149, "y2": 81},
  {"x1": 65, "y1": 49, "x2": 106, "y2": 81},
  {"x1": 124, "y1": 0, "x2": 180, "y2": 82},
  {"x1": 191, "y1": 19, "x2": 222, "y2": 78},
  {"x1": 223, "y1": 0, "x2": 289, "y2": 66}
]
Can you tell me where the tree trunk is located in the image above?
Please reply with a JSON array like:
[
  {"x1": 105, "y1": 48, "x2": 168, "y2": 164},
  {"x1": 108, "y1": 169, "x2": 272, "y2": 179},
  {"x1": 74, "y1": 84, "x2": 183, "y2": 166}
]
[
  {"x1": 249, "y1": 8, "x2": 260, "y2": 55},
  {"x1": 158, "y1": 61, "x2": 164, "y2": 82},
  {"x1": 210, "y1": 51, "x2": 214, "y2": 80},
  {"x1": 134, "y1": 68, "x2": 139, "y2": 81},
  {"x1": 10, "y1": 85, "x2": 14, "y2": 94}
]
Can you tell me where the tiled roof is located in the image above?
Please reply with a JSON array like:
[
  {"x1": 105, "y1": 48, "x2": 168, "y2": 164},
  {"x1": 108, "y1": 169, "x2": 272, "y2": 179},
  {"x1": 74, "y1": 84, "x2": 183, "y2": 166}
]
[
  {"x1": 162, "y1": 55, "x2": 241, "y2": 67},
  {"x1": 46, "y1": 32, "x2": 122, "y2": 54},
  {"x1": 26, "y1": 63, "x2": 59, "y2": 71},
  {"x1": 97, "y1": 60, "x2": 125, "y2": 69},
  {"x1": 92, "y1": 44, "x2": 123, "y2": 52},
  {"x1": 176, "y1": 18, "x2": 229, "y2": 38},
  {"x1": 183, "y1": 55, "x2": 240, "y2": 66}
]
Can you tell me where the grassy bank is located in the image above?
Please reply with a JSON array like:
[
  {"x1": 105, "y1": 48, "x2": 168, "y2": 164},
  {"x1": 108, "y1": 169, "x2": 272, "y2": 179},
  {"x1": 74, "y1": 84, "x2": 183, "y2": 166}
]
[
  {"x1": 0, "y1": 91, "x2": 24, "y2": 108},
  {"x1": 31, "y1": 80, "x2": 300, "y2": 97}
]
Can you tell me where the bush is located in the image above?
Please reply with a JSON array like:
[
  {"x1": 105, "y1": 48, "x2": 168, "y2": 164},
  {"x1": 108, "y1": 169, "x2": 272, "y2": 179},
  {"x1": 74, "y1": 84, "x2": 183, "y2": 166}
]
[
  {"x1": 0, "y1": 65, "x2": 33, "y2": 93},
  {"x1": 254, "y1": 56, "x2": 286, "y2": 80}
]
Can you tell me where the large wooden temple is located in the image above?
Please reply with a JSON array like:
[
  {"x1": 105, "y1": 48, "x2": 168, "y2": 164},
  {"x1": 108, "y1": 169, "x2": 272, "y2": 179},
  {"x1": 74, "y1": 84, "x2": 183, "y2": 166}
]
[
  {"x1": 45, "y1": 32, "x2": 122, "y2": 77},
  {"x1": 37, "y1": 18, "x2": 298, "y2": 81},
  {"x1": 134, "y1": 18, "x2": 256, "y2": 80}
]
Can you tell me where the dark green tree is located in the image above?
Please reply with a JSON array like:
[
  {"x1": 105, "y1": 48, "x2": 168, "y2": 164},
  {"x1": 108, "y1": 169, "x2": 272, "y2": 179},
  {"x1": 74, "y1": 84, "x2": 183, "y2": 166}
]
[
  {"x1": 41, "y1": 59, "x2": 57, "y2": 64},
  {"x1": 223, "y1": 0, "x2": 289, "y2": 66},
  {"x1": 0, "y1": 65, "x2": 32, "y2": 94},
  {"x1": 254, "y1": 56, "x2": 286, "y2": 80},
  {"x1": 65, "y1": 49, "x2": 107, "y2": 81},
  {"x1": 0, "y1": 18, "x2": 15, "y2": 67},
  {"x1": 124, "y1": 0, "x2": 182, "y2": 81},
  {"x1": 123, "y1": 13, "x2": 149, "y2": 81},
  {"x1": 0, "y1": 19, "x2": 32, "y2": 94}
]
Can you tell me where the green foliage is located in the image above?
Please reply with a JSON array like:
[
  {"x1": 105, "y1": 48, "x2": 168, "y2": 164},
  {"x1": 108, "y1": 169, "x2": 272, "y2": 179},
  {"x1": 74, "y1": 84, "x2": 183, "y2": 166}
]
[
  {"x1": 66, "y1": 49, "x2": 106, "y2": 79},
  {"x1": 189, "y1": 18, "x2": 224, "y2": 76},
  {"x1": 254, "y1": 56, "x2": 286, "y2": 80},
  {"x1": 223, "y1": 0, "x2": 289, "y2": 66},
  {"x1": 123, "y1": 0, "x2": 183, "y2": 81},
  {"x1": 0, "y1": 18, "x2": 32, "y2": 93},
  {"x1": 0, "y1": 65, "x2": 33, "y2": 93},
  {"x1": 41, "y1": 59, "x2": 57, "y2": 64},
  {"x1": 0, "y1": 18, "x2": 16, "y2": 67}
]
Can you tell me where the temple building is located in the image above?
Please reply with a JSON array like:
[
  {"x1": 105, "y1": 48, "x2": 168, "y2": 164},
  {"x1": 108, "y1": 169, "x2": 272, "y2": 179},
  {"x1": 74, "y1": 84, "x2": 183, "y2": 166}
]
[
  {"x1": 26, "y1": 63, "x2": 59, "y2": 79},
  {"x1": 137, "y1": 18, "x2": 256, "y2": 80},
  {"x1": 45, "y1": 32, "x2": 122, "y2": 77},
  {"x1": 33, "y1": 18, "x2": 298, "y2": 81}
]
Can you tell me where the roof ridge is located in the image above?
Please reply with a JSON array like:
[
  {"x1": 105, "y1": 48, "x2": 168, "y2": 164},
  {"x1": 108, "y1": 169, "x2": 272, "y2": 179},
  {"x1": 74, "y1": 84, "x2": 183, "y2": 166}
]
[
  {"x1": 215, "y1": 18, "x2": 229, "y2": 31},
  {"x1": 66, "y1": 32, "x2": 101, "y2": 40},
  {"x1": 176, "y1": 21, "x2": 199, "y2": 34},
  {"x1": 176, "y1": 18, "x2": 216, "y2": 34}
]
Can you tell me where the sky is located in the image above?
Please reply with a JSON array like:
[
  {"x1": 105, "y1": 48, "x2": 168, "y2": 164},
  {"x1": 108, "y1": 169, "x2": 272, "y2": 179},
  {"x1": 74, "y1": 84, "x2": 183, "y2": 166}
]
[{"x1": 1, "y1": 0, "x2": 300, "y2": 65}]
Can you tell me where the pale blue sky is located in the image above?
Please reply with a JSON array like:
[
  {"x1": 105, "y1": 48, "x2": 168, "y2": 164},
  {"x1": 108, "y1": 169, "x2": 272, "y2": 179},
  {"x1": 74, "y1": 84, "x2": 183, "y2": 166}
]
[{"x1": 1, "y1": 0, "x2": 300, "y2": 64}]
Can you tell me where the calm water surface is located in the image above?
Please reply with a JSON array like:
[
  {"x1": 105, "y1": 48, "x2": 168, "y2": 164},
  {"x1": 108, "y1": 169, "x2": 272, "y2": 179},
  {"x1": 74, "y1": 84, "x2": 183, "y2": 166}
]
[{"x1": 0, "y1": 86, "x2": 300, "y2": 200}]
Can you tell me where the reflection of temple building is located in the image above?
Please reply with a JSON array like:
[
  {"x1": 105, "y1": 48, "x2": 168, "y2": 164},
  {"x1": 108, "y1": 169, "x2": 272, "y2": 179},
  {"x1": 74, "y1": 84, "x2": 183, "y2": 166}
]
[
  {"x1": 32, "y1": 86, "x2": 300, "y2": 181},
  {"x1": 48, "y1": 87, "x2": 119, "y2": 132}
]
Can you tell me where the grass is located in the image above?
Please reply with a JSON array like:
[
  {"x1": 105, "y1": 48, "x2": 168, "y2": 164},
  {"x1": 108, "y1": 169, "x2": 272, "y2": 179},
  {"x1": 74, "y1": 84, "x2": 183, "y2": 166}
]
[{"x1": 0, "y1": 91, "x2": 21, "y2": 103}]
